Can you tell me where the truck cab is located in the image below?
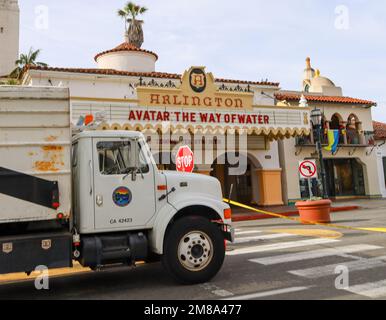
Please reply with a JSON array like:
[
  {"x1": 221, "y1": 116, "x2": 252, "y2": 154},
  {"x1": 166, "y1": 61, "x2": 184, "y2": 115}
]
[{"x1": 71, "y1": 130, "x2": 233, "y2": 283}]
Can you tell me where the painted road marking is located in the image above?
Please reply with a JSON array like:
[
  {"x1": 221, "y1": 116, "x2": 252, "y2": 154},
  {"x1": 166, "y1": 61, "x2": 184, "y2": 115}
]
[
  {"x1": 235, "y1": 230, "x2": 263, "y2": 236},
  {"x1": 226, "y1": 238, "x2": 339, "y2": 256},
  {"x1": 249, "y1": 244, "x2": 383, "y2": 265},
  {"x1": 222, "y1": 286, "x2": 309, "y2": 300},
  {"x1": 0, "y1": 262, "x2": 91, "y2": 285},
  {"x1": 344, "y1": 280, "x2": 386, "y2": 299},
  {"x1": 268, "y1": 229, "x2": 343, "y2": 239},
  {"x1": 234, "y1": 233, "x2": 297, "y2": 244},
  {"x1": 289, "y1": 256, "x2": 386, "y2": 279},
  {"x1": 361, "y1": 228, "x2": 386, "y2": 233}
]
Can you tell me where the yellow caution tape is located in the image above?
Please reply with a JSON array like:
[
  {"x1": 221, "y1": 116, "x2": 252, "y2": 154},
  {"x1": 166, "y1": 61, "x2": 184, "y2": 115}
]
[{"x1": 224, "y1": 198, "x2": 386, "y2": 234}]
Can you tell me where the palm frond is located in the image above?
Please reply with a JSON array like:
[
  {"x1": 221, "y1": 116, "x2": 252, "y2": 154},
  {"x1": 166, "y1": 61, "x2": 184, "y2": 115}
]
[
  {"x1": 139, "y1": 7, "x2": 147, "y2": 14},
  {"x1": 29, "y1": 49, "x2": 41, "y2": 63},
  {"x1": 117, "y1": 9, "x2": 127, "y2": 17},
  {"x1": 9, "y1": 67, "x2": 21, "y2": 79}
]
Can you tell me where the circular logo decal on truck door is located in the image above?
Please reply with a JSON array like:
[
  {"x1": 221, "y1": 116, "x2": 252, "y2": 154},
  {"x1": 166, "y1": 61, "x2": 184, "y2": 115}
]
[{"x1": 112, "y1": 187, "x2": 132, "y2": 207}]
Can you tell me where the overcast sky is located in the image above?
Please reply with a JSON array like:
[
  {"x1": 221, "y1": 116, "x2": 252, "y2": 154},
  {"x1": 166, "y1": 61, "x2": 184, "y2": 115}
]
[{"x1": 19, "y1": 0, "x2": 386, "y2": 122}]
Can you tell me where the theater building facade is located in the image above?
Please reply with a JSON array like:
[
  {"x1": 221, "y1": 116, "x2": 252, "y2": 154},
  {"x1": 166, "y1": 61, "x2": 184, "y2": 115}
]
[{"x1": 21, "y1": 41, "x2": 311, "y2": 206}]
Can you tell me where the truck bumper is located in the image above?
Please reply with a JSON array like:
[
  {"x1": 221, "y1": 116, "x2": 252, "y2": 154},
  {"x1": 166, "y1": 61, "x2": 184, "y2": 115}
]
[
  {"x1": 0, "y1": 231, "x2": 72, "y2": 275},
  {"x1": 223, "y1": 225, "x2": 235, "y2": 243}
]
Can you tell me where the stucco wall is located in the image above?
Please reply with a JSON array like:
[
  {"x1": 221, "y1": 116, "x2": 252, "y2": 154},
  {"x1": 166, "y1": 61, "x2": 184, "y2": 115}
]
[
  {"x1": 0, "y1": 1, "x2": 19, "y2": 76},
  {"x1": 96, "y1": 51, "x2": 156, "y2": 73}
]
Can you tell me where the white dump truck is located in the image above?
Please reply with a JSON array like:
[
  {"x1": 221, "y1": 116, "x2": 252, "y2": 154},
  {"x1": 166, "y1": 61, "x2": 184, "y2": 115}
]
[{"x1": 0, "y1": 86, "x2": 233, "y2": 284}]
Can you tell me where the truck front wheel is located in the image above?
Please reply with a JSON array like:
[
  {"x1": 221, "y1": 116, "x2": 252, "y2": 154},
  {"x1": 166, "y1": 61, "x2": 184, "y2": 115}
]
[{"x1": 162, "y1": 216, "x2": 225, "y2": 284}]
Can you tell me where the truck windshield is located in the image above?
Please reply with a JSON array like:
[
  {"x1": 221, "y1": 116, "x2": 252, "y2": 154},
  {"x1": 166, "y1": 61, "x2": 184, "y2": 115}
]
[{"x1": 97, "y1": 141, "x2": 149, "y2": 175}]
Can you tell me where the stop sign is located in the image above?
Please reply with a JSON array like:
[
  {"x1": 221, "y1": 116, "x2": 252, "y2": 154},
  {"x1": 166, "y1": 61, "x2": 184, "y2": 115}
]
[{"x1": 176, "y1": 146, "x2": 194, "y2": 173}]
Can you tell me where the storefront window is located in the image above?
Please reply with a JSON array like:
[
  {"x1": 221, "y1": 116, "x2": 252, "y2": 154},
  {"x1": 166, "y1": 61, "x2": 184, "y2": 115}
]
[{"x1": 300, "y1": 158, "x2": 365, "y2": 199}]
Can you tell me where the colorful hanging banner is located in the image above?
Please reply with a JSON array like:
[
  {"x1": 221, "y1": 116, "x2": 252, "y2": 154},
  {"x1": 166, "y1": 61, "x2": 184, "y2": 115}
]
[{"x1": 325, "y1": 130, "x2": 340, "y2": 153}]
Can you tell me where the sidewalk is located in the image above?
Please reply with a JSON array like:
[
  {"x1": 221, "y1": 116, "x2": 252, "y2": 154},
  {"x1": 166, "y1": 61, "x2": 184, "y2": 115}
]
[{"x1": 231, "y1": 199, "x2": 372, "y2": 222}]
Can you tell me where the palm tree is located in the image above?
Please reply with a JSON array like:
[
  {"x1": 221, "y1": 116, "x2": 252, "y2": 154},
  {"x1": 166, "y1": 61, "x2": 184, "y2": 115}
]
[
  {"x1": 117, "y1": 2, "x2": 148, "y2": 48},
  {"x1": 10, "y1": 48, "x2": 48, "y2": 79}
]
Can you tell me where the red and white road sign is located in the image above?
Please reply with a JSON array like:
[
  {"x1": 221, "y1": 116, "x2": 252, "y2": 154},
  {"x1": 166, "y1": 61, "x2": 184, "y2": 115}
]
[
  {"x1": 299, "y1": 160, "x2": 318, "y2": 179},
  {"x1": 176, "y1": 146, "x2": 194, "y2": 173}
]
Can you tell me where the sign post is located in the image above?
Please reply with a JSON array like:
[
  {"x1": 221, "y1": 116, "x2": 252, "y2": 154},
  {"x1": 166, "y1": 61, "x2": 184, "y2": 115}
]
[
  {"x1": 298, "y1": 160, "x2": 318, "y2": 199},
  {"x1": 176, "y1": 146, "x2": 194, "y2": 173}
]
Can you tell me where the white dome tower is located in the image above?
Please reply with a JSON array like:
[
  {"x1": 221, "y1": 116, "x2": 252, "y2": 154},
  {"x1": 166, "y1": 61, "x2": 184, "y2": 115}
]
[
  {"x1": 95, "y1": 41, "x2": 158, "y2": 73},
  {"x1": 0, "y1": 0, "x2": 19, "y2": 77}
]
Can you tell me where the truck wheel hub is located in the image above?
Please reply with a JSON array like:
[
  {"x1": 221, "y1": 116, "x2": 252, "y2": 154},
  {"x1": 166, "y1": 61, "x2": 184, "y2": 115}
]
[
  {"x1": 178, "y1": 231, "x2": 213, "y2": 272},
  {"x1": 191, "y1": 245, "x2": 204, "y2": 258}
]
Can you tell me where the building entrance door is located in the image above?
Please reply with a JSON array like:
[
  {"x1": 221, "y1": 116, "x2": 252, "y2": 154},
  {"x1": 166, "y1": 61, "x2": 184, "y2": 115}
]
[
  {"x1": 211, "y1": 154, "x2": 253, "y2": 204},
  {"x1": 324, "y1": 158, "x2": 365, "y2": 197}
]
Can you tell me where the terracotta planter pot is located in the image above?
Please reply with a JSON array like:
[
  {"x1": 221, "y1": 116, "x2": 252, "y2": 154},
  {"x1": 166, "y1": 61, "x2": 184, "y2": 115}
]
[{"x1": 295, "y1": 199, "x2": 332, "y2": 224}]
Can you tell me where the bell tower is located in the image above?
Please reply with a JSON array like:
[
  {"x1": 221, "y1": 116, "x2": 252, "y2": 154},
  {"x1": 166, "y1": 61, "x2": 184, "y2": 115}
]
[{"x1": 0, "y1": 0, "x2": 19, "y2": 77}]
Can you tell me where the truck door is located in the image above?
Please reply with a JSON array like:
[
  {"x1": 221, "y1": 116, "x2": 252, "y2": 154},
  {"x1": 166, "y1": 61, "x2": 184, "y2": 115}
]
[{"x1": 92, "y1": 137, "x2": 156, "y2": 230}]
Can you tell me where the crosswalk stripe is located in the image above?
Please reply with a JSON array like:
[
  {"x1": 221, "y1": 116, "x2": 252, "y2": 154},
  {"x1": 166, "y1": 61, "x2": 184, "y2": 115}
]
[
  {"x1": 226, "y1": 238, "x2": 339, "y2": 256},
  {"x1": 289, "y1": 256, "x2": 386, "y2": 279},
  {"x1": 249, "y1": 244, "x2": 383, "y2": 265},
  {"x1": 235, "y1": 233, "x2": 297, "y2": 244},
  {"x1": 235, "y1": 230, "x2": 263, "y2": 236},
  {"x1": 221, "y1": 286, "x2": 309, "y2": 300},
  {"x1": 344, "y1": 280, "x2": 386, "y2": 299}
]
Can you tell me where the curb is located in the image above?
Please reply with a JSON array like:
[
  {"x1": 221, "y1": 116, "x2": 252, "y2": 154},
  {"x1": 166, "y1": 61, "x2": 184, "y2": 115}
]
[{"x1": 231, "y1": 206, "x2": 360, "y2": 222}]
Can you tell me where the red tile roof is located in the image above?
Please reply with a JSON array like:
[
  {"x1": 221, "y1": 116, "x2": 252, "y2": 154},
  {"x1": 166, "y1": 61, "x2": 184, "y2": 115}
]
[
  {"x1": 275, "y1": 92, "x2": 376, "y2": 106},
  {"x1": 215, "y1": 77, "x2": 279, "y2": 87},
  {"x1": 23, "y1": 65, "x2": 180, "y2": 80},
  {"x1": 23, "y1": 65, "x2": 279, "y2": 87},
  {"x1": 373, "y1": 121, "x2": 386, "y2": 140},
  {"x1": 94, "y1": 42, "x2": 159, "y2": 61}
]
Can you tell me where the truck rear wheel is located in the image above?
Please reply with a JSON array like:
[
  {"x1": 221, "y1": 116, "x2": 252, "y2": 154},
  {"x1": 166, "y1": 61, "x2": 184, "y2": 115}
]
[{"x1": 162, "y1": 216, "x2": 225, "y2": 284}]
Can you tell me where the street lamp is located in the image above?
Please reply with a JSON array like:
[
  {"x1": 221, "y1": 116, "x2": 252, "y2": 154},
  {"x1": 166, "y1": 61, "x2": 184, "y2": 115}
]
[{"x1": 310, "y1": 108, "x2": 329, "y2": 199}]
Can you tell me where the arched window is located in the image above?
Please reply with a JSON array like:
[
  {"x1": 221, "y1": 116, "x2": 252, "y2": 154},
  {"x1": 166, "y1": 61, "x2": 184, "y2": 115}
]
[
  {"x1": 330, "y1": 114, "x2": 344, "y2": 144},
  {"x1": 330, "y1": 114, "x2": 342, "y2": 130},
  {"x1": 346, "y1": 114, "x2": 360, "y2": 145}
]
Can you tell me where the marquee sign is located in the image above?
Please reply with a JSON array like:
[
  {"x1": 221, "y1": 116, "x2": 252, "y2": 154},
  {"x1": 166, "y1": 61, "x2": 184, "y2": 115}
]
[
  {"x1": 136, "y1": 66, "x2": 254, "y2": 110},
  {"x1": 128, "y1": 109, "x2": 270, "y2": 125},
  {"x1": 71, "y1": 65, "x2": 311, "y2": 137}
]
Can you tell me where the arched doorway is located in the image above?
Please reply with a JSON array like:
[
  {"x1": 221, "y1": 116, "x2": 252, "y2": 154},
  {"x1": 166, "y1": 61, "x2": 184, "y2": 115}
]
[{"x1": 211, "y1": 153, "x2": 261, "y2": 205}]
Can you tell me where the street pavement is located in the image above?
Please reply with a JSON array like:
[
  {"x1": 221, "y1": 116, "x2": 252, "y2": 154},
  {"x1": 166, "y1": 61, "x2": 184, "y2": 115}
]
[{"x1": 1, "y1": 199, "x2": 386, "y2": 300}]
